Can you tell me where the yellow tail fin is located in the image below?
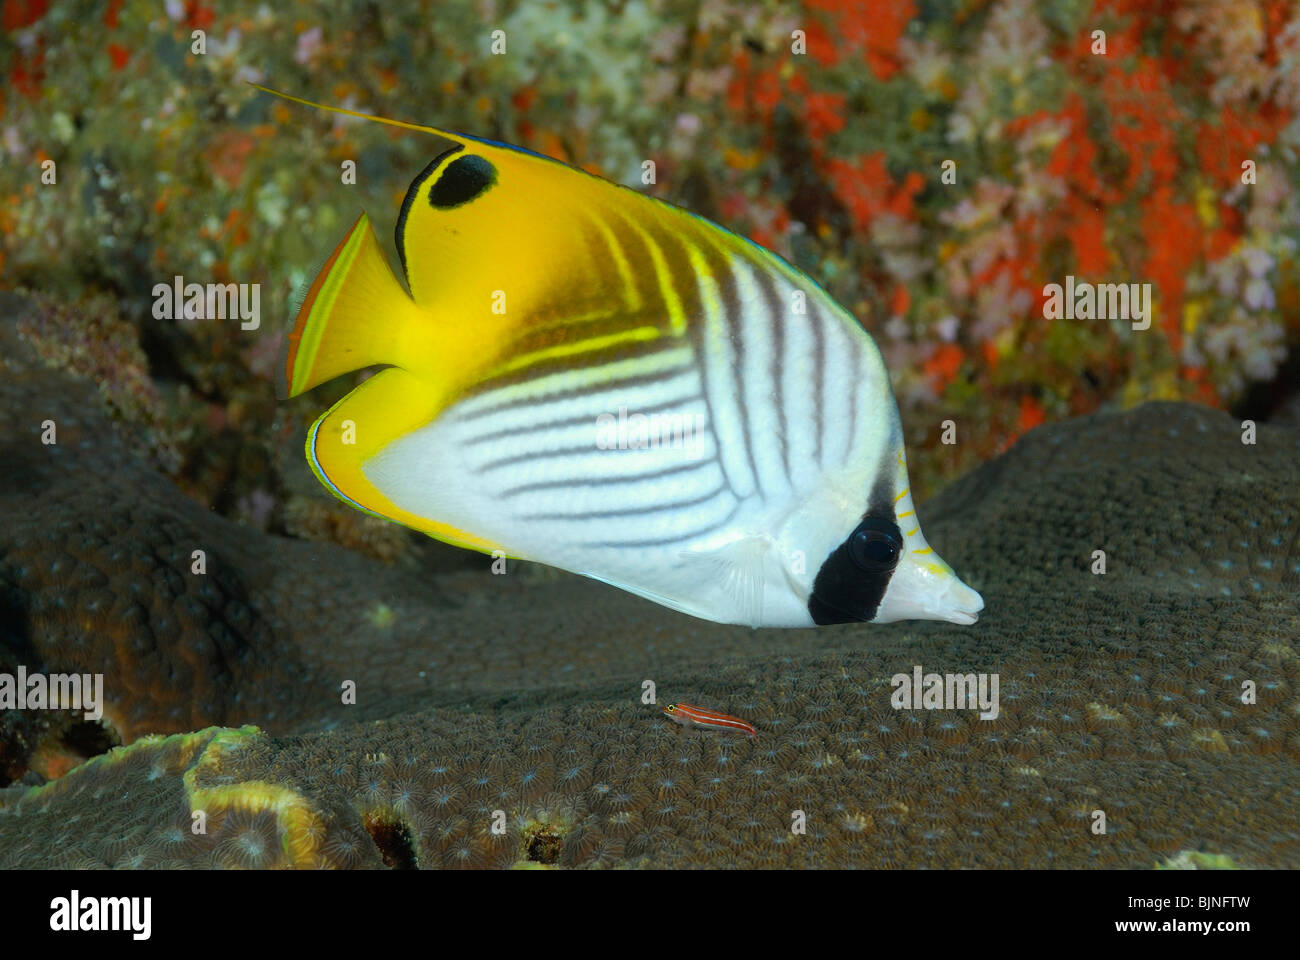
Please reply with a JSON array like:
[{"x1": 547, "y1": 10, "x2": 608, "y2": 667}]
[{"x1": 277, "y1": 213, "x2": 420, "y2": 399}]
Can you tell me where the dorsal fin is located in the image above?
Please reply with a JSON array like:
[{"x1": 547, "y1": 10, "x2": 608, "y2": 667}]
[{"x1": 249, "y1": 83, "x2": 464, "y2": 152}]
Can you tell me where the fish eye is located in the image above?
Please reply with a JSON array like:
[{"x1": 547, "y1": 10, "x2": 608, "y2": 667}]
[
  {"x1": 665, "y1": 704, "x2": 677, "y2": 713},
  {"x1": 848, "y1": 518, "x2": 901, "y2": 572}
]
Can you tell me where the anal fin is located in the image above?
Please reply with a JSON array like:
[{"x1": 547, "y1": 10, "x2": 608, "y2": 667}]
[{"x1": 308, "y1": 368, "x2": 502, "y2": 553}]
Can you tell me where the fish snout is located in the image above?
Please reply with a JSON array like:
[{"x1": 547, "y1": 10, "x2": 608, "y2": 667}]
[
  {"x1": 872, "y1": 548, "x2": 985, "y2": 626},
  {"x1": 929, "y1": 578, "x2": 984, "y2": 625}
]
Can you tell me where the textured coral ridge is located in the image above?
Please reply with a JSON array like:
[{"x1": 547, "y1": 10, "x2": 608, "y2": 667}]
[
  {"x1": 2, "y1": 289, "x2": 1298, "y2": 867},
  {"x1": 0, "y1": 725, "x2": 382, "y2": 868}
]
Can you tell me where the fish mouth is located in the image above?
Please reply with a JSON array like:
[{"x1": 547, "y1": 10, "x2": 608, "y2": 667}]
[
  {"x1": 869, "y1": 573, "x2": 985, "y2": 626},
  {"x1": 929, "y1": 582, "x2": 984, "y2": 625}
]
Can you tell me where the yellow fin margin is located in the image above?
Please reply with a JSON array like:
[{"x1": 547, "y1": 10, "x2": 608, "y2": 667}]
[{"x1": 306, "y1": 368, "x2": 503, "y2": 554}]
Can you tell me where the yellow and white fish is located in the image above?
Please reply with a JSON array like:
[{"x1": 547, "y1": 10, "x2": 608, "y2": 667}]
[{"x1": 264, "y1": 87, "x2": 984, "y2": 629}]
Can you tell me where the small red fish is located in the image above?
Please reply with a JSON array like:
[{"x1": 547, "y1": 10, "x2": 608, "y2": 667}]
[{"x1": 663, "y1": 702, "x2": 757, "y2": 738}]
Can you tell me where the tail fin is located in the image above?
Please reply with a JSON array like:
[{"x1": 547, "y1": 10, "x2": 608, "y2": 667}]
[{"x1": 277, "y1": 212, "x2": 419, "y2": 400}]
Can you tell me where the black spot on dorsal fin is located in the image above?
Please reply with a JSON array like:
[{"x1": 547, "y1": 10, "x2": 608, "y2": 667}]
[{"x1": 428, "y1": 154, "x2": 497, "y2": 210}]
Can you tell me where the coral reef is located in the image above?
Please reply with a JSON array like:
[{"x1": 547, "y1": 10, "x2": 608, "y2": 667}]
[
  {"x1": 2, "y1": 293, "x2": 1296, "y2": 867},
  {"x1": 0, "y1": 726, "x2": 381, "y2": 868}
]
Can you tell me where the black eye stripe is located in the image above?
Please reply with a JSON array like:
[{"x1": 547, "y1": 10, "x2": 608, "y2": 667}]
[
  {"x1": 808, "y1": 515, "x2": 901, "y2": 625},
  {"x1": 428, "y1": 154, "x2": 497, "y2": 209},
  {"x1": 396, "y1": 144, "x2": 463, "y2": 286}
]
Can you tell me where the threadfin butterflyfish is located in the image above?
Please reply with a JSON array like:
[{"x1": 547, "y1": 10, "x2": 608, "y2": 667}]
[{"x1": 261, "y1": 86, "x2": 984, "y2": 629}]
